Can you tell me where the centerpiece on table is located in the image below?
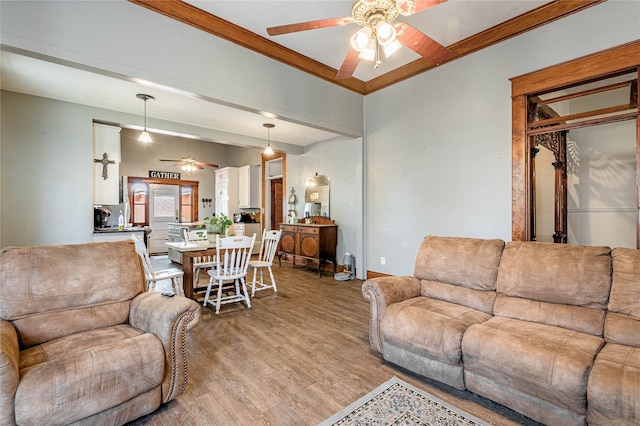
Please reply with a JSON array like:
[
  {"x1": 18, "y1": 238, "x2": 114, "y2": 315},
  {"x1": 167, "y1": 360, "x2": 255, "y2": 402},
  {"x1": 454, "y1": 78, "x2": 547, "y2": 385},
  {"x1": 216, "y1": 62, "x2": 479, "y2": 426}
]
[{"x1": 201, "y1": 213, "x2": 233, "y2": 242}]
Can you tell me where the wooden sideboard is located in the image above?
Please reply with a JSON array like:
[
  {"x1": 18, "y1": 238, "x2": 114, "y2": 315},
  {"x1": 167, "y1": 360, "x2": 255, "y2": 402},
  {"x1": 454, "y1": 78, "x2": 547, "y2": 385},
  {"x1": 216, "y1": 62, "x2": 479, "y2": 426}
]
[{"x1": 278, "y1": 217, "x2": 337, "y2": 277}]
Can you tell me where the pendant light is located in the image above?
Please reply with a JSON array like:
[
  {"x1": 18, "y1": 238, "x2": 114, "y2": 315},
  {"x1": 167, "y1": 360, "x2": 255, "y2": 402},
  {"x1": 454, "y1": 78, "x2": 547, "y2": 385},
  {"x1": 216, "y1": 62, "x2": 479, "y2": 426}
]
[
  {"x1": 263, "y1": 123, "x2": 275, "y2": 155},
  {"x1": 136, "y1": 93, "x2": 155, "y2": 143}
]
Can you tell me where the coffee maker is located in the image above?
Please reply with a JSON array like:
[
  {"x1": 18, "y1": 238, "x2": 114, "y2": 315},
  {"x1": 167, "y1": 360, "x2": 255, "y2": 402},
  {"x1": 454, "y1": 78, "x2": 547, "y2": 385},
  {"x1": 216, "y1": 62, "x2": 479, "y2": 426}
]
[{"x1": 94, "y1": 206, "x2": 111, "y2": 229}]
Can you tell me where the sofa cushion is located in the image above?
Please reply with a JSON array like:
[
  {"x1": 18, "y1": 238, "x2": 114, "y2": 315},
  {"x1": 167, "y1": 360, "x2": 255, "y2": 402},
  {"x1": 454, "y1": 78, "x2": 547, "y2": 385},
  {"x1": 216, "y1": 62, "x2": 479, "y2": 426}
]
[
  {"x1": 414, "y1": 236, "x2": 504, "y2": 313},
  {"x1": 606, "y1": 247, "x2": 640, "y2": 346},
  {"x1": 382, "y1": 297, "x2": 492, "y2": 365},
  {"x1": 15, "y1": 325, "x2": 164, "y2": 425},
  {"x1": 463, "y1": 316, "x2": 604, "y2": 415},
  {"x1": 414, "y1": 236, "x2": 505, "y2": 290},
  {"x1": 422, "y1": 280, "x2": 497, "y2": 315},
  {"x1": 497, "y1": 241, "x2": 611, "y2": 308},
  {"x1": 495, "y1": 241, "x2": 611, "y2": 335},
  {"x1": 587, "y1": 343, "x2": 640, "y2": 425},
  {"x1": 493, "y1": 294, "x2": 606, "y2": 336},
  {"x1": 1, "y1": 241, "x2": 146, "y2": 347}
]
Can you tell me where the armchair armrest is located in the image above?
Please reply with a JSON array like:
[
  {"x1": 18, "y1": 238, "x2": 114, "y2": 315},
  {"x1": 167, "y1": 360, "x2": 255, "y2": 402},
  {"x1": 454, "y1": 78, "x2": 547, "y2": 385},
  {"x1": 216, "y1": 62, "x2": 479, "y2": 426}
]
[
  {"x1": 1, "y1": 320, "x2": 20, "y2": 426},
  {"x1": 129, "y1": 292, "x2": 200, "y2": 403},
  {"x1": 361, "y1": 276, "x2": 421, "y2": 353}
]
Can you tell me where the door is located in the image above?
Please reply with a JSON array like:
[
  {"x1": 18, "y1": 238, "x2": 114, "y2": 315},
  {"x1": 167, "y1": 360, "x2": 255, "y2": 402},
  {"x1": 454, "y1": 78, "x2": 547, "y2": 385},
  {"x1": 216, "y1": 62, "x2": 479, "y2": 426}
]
[
  {"x1": 149, "y1": 184, "x2": 179, "y2": 254},
  {"x1": 270, "y1": 178, "x2": 283, "y2": 230}
]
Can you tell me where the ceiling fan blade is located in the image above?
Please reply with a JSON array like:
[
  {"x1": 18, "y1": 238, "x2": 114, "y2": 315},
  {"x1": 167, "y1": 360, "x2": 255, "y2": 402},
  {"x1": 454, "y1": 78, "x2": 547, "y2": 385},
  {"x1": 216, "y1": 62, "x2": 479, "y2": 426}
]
[
  {"x1": 407, "y1": 0, "x2": 448, "y2": 14},
  {"x1": 335, "y1": 48, "x2": 361, "y2": 80},
  {"x1": 195, "y1": 161, "x2": 219, "y2": 168},
  {"x1": 159, "y1": 159, "x2": 181, "y2": 162},
  {"x1": 395, "y1": 23, "x2": 451, "y2": 65},
  {"x1": 267, "y1": 16, "x2": 352, "y2": 36}
]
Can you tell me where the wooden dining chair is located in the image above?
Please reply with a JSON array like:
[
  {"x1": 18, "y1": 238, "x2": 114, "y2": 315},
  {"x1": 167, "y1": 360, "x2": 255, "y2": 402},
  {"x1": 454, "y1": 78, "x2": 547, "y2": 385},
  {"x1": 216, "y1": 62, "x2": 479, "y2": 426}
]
[
  {"x1": 184, "y1": 229, "x2": 217, "y2": 286},
  {"x1": 249, "y1": 229, "x2": 282, "y2": 297},
  {"x1": 204, "y1": 234, "x2": 256, "y2": 314},
  {"x1": 131, "y1": 234, "x2": 184, "y2": 296}
]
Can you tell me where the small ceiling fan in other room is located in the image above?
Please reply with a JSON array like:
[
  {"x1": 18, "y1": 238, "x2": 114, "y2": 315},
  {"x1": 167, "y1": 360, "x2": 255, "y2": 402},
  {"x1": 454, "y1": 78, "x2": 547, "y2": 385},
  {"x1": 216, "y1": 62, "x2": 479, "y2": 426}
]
[
  {"x1": 159, "y1": 156, "x2": 218, "y2": 173},
  {"x1": 266, "y1": 0, "x2": 452, "y2": 80}
]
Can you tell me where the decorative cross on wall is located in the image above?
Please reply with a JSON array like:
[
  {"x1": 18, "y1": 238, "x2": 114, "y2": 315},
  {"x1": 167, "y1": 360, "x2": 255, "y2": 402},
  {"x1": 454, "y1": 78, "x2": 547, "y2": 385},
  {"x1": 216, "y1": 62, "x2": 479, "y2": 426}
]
[{"x1": 94, "y1": 152, "x2": 116, "y2": 180}]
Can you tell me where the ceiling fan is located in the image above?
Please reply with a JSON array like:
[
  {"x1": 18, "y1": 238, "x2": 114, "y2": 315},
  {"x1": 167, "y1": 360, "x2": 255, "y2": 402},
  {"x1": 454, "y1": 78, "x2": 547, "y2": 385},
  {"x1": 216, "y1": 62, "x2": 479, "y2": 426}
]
[
  {"x1": 159, "y1": 156, "x2": 218, "y2": 172},
  {"x1": 267, "y1": 0, "x2": 452, "y2": 79}
]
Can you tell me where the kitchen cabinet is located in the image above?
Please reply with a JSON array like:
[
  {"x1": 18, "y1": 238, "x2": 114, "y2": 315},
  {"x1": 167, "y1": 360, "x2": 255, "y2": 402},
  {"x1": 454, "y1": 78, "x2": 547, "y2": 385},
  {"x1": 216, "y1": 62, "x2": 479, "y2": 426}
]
[
  {"x1": 278, "y1": 220, "x2": 337, "y2": 277},
  {"x1": 214, "y1": 167, "x2": 238, "y2": 217},
  {"x1": 238, "y1": 165, "x2": 260, "y2": 208},
  {"x1": 93, "y1": 123, "x2": 121, "y2": 205}
]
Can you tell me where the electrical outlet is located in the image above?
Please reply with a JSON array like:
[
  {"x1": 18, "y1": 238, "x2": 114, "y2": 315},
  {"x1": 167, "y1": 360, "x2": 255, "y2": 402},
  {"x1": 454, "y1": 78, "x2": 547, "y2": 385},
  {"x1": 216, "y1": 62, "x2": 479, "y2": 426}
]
[{"x1": 380, "y1": 257, "x2": 386, "y2": 265}]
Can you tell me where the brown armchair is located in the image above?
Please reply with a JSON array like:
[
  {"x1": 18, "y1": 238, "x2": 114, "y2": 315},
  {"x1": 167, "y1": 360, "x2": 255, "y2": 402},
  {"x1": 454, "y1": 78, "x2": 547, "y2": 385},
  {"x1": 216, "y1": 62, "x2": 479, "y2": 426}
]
[{"x1": 0, "y1": 240, "x2": 200, "y2": 425}]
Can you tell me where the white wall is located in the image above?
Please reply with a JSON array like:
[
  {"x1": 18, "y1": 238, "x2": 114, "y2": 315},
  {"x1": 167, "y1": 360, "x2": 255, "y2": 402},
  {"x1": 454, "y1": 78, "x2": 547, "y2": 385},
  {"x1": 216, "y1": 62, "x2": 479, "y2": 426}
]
[
  {"x1": 364, "y1": 0, "x2": 640, "y2": 275},
  {"x1": 287, "y1": 137, "x2": 365, "y2": 278}
]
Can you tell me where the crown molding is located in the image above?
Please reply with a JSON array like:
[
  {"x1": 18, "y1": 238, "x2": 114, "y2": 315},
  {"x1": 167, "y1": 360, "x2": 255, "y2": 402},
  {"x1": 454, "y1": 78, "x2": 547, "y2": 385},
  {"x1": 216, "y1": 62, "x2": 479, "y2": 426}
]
[{"x1": 129, "y1": 0, "x2": 604, "y2": 95}]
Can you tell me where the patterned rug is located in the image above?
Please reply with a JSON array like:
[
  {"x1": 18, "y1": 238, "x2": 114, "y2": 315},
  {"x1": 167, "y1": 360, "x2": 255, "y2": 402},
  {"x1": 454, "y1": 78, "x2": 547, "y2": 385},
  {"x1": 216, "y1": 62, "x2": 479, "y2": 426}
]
[{"x1": 319, "y1": 377, "x2": 491, "y2": 426}]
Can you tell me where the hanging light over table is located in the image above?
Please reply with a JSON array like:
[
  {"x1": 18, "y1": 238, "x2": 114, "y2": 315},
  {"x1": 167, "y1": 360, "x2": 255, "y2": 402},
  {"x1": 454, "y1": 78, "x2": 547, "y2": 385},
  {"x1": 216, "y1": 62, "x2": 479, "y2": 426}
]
[
  {"x1": 263, "y1": 123, "x2": 275, "y2": 155},
  {"x1": 136, "y1": 93, "x2": 154, "y2": 143}
]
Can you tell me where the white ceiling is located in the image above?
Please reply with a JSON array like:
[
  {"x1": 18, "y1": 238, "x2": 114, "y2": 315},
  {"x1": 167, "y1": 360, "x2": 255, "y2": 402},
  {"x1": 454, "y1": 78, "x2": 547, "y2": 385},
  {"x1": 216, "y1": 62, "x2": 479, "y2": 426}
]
[{"x1": 0, "y1": 1, "x2": 548, "y2": 148}]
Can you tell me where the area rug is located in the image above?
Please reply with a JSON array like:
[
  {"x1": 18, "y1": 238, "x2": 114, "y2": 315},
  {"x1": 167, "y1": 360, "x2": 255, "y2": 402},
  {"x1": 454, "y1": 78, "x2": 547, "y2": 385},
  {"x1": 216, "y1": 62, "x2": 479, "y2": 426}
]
[{"x1": 319, "y1": 376, "x2": 491, "y2": 426}]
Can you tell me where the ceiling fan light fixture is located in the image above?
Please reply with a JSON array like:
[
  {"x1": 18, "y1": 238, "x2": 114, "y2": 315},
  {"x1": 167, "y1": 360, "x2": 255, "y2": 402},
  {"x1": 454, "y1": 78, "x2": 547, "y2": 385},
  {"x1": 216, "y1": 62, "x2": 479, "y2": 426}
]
[
  {"x1": 350, "y1": 26, "x2": 372, "y2": 52},
  {"x1": 263, "y1": 123, "x2": 275, "y2": 155},
  {"x1": 357, "y1": 35, "x2": 377, "y2": 61},
  {"x1": 375, "y1": 21, "x2": 396, "y2": 46},
  {"x1": 136, "y1": 93, "x2": 155, "y2": 143},
  {"x1": 383, "y1": 39, "x2": 402, "y2": 57}
]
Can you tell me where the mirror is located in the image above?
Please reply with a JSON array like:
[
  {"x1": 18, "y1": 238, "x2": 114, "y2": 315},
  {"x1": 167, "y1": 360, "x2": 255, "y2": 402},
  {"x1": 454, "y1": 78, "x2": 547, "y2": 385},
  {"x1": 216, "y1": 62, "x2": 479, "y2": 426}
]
[{"x1": 304, "y1": 173, "x2": 330, "y2": 218}]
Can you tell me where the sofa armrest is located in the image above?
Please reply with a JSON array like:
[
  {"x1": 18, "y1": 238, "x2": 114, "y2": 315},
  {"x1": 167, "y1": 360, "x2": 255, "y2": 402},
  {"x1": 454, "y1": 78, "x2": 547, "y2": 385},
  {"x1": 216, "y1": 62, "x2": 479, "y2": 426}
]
[
  {"x1": 129, "y1": 292, "x2": 200, "y2": 403},
  {"x1": 1, "y1": 320, "x2": 20, "y2": 426},
  {"x1": 361, "y1": 276, "x2": 421, "y2": 353}
]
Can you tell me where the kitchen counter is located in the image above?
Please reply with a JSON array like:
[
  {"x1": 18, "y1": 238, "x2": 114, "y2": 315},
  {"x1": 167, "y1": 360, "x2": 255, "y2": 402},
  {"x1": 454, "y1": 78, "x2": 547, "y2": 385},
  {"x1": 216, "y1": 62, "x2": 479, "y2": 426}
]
[
  {"x1": 93, "y1": 226, "x2": 150, "y2": 234},
  {"x1": 92, "y1": 227, "x2": 149, "y2": 244}
]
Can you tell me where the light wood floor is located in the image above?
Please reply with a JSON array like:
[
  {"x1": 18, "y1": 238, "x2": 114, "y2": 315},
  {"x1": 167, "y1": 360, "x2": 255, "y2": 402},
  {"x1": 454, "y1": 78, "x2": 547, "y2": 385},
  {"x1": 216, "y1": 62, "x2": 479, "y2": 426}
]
[{"x1": 130, "y1": 261, "x2": 539, "y2": 426}]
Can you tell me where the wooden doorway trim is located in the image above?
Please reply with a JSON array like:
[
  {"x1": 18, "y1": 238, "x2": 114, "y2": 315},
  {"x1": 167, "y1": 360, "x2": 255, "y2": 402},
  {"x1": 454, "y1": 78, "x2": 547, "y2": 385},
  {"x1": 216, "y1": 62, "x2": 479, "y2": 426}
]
[{"x1": 511, "y1": 40, "x2": 640, "y2": 243}]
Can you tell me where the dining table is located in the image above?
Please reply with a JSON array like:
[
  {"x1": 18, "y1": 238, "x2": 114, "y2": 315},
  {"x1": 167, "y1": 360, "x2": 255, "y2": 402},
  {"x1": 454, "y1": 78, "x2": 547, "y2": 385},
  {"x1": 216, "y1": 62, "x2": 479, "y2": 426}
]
[
  {"x1": 166, "y1": 237, "x2": 261, "y2": 300},
  {"x1": 165, "y1": 241, "x2": 217, "y2": 300}
]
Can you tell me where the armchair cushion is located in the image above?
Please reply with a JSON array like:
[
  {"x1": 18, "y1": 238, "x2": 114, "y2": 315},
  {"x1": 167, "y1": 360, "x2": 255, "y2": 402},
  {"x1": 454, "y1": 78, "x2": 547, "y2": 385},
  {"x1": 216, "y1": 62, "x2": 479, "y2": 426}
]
[
  {"x1": 1, "y1": 242, "x2": 145, "y2": 348},
  {"x1": 15, "y1": 326, "x2": 164, "y2": 425}
]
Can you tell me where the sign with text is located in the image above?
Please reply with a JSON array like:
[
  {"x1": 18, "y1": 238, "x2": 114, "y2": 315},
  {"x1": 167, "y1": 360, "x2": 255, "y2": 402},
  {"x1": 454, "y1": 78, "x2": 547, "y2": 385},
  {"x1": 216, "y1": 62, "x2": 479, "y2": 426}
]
[{"x1": 149, "y1": 170, "x2": 181, "y2": 180}]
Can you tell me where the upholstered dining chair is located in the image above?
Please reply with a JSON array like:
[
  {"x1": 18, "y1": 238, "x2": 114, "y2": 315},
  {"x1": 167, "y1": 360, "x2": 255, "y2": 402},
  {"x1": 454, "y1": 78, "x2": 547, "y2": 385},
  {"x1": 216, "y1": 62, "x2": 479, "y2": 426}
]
[
  {"x1": 204, "y1": 234, "x2": 256, "y2": 314},
  {"x1": 249, "y1": 229, "x2": 282, "y2": 297},
  {"x1": 131, "y1": 234, "x2": 185, "y2": 296}
]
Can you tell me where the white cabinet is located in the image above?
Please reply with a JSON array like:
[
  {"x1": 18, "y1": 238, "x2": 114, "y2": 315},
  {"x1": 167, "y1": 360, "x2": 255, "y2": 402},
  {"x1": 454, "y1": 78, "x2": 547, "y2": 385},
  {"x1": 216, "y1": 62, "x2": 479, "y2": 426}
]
[
  {"x1": 239, "y1": 165, "x2": 260, "y2": 208},
  {"x1": 214, "y1": 167, "x2": 238, "y2": 217},
  {"x1": 93, "y1": 124, "x2": 121, "y2": 205}
]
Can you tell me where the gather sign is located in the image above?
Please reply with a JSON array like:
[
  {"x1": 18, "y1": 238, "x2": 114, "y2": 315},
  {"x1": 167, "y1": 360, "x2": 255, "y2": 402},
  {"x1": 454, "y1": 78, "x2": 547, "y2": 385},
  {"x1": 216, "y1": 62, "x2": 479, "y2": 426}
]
[{"x1": 148, "y1": 170, "x2": 181, "y2": 180}]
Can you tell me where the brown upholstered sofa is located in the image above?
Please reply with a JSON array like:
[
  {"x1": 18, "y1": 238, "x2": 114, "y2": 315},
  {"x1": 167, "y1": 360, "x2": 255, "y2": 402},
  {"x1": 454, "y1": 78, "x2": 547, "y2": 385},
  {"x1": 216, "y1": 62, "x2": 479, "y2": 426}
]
[
  {"x1": 0, "y1": 240, "x2": 201, "y2": 425},
  {"x1": 362, "y1": 235, "x2": 640, "y2": 425}
]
